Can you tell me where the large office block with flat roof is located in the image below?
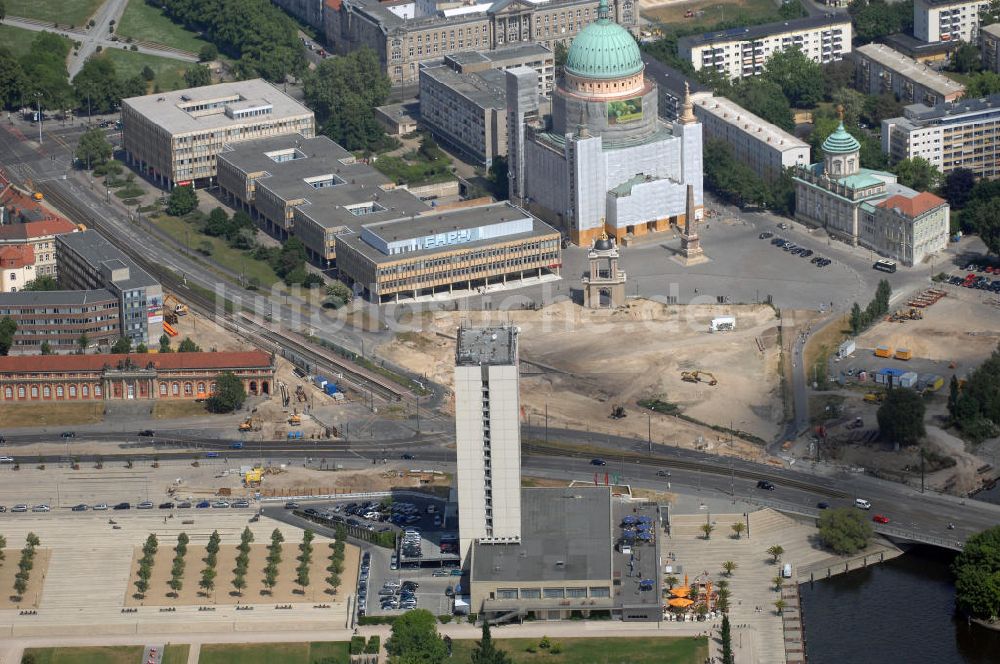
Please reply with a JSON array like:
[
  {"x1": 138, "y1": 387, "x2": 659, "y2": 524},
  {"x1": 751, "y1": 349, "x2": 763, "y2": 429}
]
[
  {"x1": 854, "y1": 43, "x2": 964, "y2": 107},
  {"x1": 469, "y1": 486, "x2": 615, "y2": 620},
  {"x1": 914, "y1": 0, "x2": 991, "y2": 43},
  {"x1": 678, "y1": 15, "x2": 851, "y2": 80},
  {"x1": 334, "y1": 201, "x2": 561, "y2": 302},
  {"x1": 454, "y1": 325, "x2": 522, "y2": 562},
  {"x1": 217, "y1": 134, "x2": 428, "y2": 267},
  {"x1": 56, "y1": 231, "x2": 163, "y2": 346},
  {"x1": 882, "y1": 94, "x2": 1000, "y2": 178},
  {"x1": 121, "y1": 79, "x2": 315, "y2": 189},
  {"x1": 0, "y1": 289, "x2": 120, "y2": 354},
  {"x1": 419, "y1": 65, "x2": 510, "y2": 165}
]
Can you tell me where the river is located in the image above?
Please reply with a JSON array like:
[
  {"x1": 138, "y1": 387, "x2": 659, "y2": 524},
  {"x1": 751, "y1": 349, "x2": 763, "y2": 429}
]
[{"x1": 799, "y1": 546, "x2": 1000, "y2": 664}]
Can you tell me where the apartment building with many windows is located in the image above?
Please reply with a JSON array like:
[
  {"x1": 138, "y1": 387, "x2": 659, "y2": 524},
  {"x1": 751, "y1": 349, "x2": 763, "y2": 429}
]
[
  {"x1": 121, "y1": 79, "x2": 315, "y2": 189},
  {"x1": 914, "y1": 0, "x2": 991, "y2": 43},
  {"x1": 982, "y1": 23, "x2": 1000, "y2": 71},
  {"x1": 882, "y1": 94, "x2": 1000, "y2": 178},
  {"x1": 691, "y1": 92, "x2": 811, "y2": 181},
  {"x1": 326, "y1": 0, "x2": 635, "y2": 87},
  {"x1": 0, "y1": 290, "x2": 121, "y2": 354},
  {"x1": 854, "y1": 43, "x2": 965, "y2": 107},
  {"x1": 677, "y1": 14, "x2": 852, "y2": 80},
  {"x1": 419, "y1": 64, "x2": 510, "y2": 165}
]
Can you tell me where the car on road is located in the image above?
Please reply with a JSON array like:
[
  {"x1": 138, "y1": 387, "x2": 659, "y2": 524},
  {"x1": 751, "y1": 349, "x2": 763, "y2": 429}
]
[
  {"x1": 232, "y1": 500, "x2": 250, "y2": 508},
  {"x1": 816, "y1": 501, "x2": 830, "y2": 509},
  {"x1": 450, "y1": 569, "x2": 462, "y2": 576},
  {"x1": 800, "y1": 249, "x2": 813, "y2": 258},
  {"x1": 756, "y1": 480, "x2": 775, "y2": 490},
  {"x1": 32, "y1": 504, "x2": 51, "y2": 512},
  {"x1": 401, "y1": 453, "x2": 415, "y2": 460},
  {"x1": 759, "y1": 232, "x2": 773, "y2": 239},
  {"x1": 205, "y1": 452, "x2": 219, "y2": 458},
  {"x1": 0, "y1": 456, "x2": 14, "y2": 463},
  {"x1": 137, "y1": 430, "x2": 155, "y2": 437},
  {"x1": 177, "y1": 501, "x2": 192, "y2": 509},
  {"x1": 71, "y1": 504, "x2": 89, "y2": 511},
  {"x1": 212, "y1": 501, "x2": 230, "y2": 509},
  {"x1": 137, "y1": 501, "x2": 154, "y2": 510},
  {"x1": 777, "y1": 222, "x2": 789, "y2": 229},
  {"x1": 285, "y1": 501, "x2": 300, "y2": 509},
  {"x1": 61, "y1": 431, "x2": 76, "y2": 438},
  {"x1": 873, "y1": 514, "x2": 890, "y2": 524},
  {"x1": 591, "y1": 458, "x2": 607, "y2": 466},
  {"x1": 113, "y1": 502, "x2": 131, "y2": 510},
  {"x1": 93, "y1": 503, "x2": 109, "y2": 511},
  {"x1": 655, "y1": 470, "x2": 671, "y2": 477},
  {"x1": 196, "y1": 501, "x2": 211, "y2": 509},
  {"x1": 433, "y1": 569, "x2": 449, "y2": 577},
  {"x1": 0, "y1": 506, "x2": 6, "y2": 512},
  {"x1": 159, "y1": 502, "x2": 175, "y2": 509},
  {"x1": 12, "y1": 504, "x2": 28, "y2": 513}
]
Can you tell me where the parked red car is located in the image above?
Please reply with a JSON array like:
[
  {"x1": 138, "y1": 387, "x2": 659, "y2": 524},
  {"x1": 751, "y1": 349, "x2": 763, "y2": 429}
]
[{"x1": 873, "y1": 514, "x2": 890, "y2": 524}]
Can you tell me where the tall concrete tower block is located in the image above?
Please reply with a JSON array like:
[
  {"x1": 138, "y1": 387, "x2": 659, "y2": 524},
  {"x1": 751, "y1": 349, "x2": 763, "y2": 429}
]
[
  {"x1": 506, "y1": 67, "x2": 539, "y2": 207},
  {"x1": 455, "y1": 326, "x2": 522, "y2": 563}
]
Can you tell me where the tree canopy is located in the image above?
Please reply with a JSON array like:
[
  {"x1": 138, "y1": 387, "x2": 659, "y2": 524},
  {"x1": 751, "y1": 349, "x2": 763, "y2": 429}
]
[
  {"x1": 20, "y1": 32, "x2": 74, "y2": 111},
  {"x1": 949, "y1": 344, "x2": 1000, "y2": 441},
  {"x1": 0, "y1": 316, "x2": 16, "y2": 356},
  {"x1": 762, "y1": 47, "x2": 823, "y2": 108},
  {"x1": 877, "y1": 387, "x2": 926, "y2": 446},
  {"x1": 0, "y1": 45, "x2": 27, "y2": 110},
  {"x1": 167, "y1": 185, "x2": 198, "y2": 216},
  {"x1": 891, "y1": 157, "x2": 941, "y2": 192},
  {"x1": 941, "y1": 168, "x2": 976, "y2": 210},
  {"x1": 953, "y1": 525, "x2": 1000, "y2": 622},
  {"x1": 471, "y1": 622, "x2": 512, "y2": 664},
  {"x1": 76, "y1": 128, "x2": 113, "y2": 169},
  {"x1": 158, "y1": 0, "x2": 305, "y2": 81},
  {"x1": 23, "y1": 275, "x2": 59, "y2": 291},
  {"x1": 386, "y1": 609, "x2": 448, "y2": 664},
  {"x1": 303, "y1": 49, "x2": 392, "y2": 152},
  {"x1": 848, "y1": 0, "x2": 914, "y2": 43},
  {"x1": 818, "y1": 507, "x2": 873, "y2": 554},
  {"x1": 184, "y1": 64, "x2": 212, "y2": 88},
  {"x1": 207, "y1": 371, "x2": 246, "y2": 413}
]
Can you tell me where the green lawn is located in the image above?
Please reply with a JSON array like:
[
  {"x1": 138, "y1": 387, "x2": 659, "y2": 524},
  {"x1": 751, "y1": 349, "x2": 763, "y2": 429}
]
[
  {"x1": 116, "y1": 0, "x2": 211, "y2": 54},
  {"x1": 198, "y1": 642, "x2": 349, "y2": 664},
  {"x1": 150, "y1": 212, "x2": 281, "y2": 288},
  {"x1": 22, "y1": 646, "x2": 144, "y2": 664},
  {"x1": 4, "y1": 0, "x2": 103, "y2": 25},
  {"x1": 449, "y1": 637, "x2": 708, "y2": 664},
  {"x1": 643, "y1": 0, "x2": 798, "y2": 33},
  {"x1": 100, "y1": 48, "x2": 191, "y2": 92},
  {"x1": 0, "y1": 24, "x2": 73, "y2": 57},
  {"x1": 162, "y1": 645, "x2": 190, "y2": 664}
]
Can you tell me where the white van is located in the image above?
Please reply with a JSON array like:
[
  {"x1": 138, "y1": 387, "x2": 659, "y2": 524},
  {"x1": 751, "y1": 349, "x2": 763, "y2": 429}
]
[
  {"x1": 855, "y1": 498, "x2": 871, "y2": 510},
  {"x1": 782, "y1": 563, "x2": 792, "y2": 579}
]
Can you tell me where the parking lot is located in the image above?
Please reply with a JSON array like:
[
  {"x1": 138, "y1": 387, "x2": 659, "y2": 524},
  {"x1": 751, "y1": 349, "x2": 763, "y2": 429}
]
[{"x1": 263, "y1": 493, "x2": 462, "y2": 618}]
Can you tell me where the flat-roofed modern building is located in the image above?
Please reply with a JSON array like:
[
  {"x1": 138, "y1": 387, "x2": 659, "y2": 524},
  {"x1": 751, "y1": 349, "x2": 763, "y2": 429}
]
[
  {"x1": 914, "y1": 0, "x2": 991, "y2": 44},
  {"x1": 444, "y1": 43, "x2": 555, "y2": 97},
  {"x1": 455, "y1": 325, "x2": 522, "y2": 562},
  {"x1": 56, "y1": 231, "x2": 163, "y2": 347},
  {"x1": 982, "y1": 24, "x2": 1000, "y2": 72},
  {"x1": 678, "y1": 15, "x2": 852, "y2": 80},
  {"x1": 419, "y1": 65, "x2": 510, "y2": 165},
  {"x1": 640, "y1": 54, "x2": 707, "y2": 122},
  {"x1": 0, "y1": 289, "x2": 120, "y2": 353},
  {"x1": 854, "y1": 43, "x2": 965, "y2": 107},
  {"x1": 469, "y1": 486, "x2": 615, "y2": 621},
  {"x1": 121, "y1": 79, "x2": 315, "y2": 189},
  {"x1": 335, "y1": 201, "x2": 561, "y2": 302},
  {"x1": 216, "y1": 134, "x2": 428, "y2": 268},
  {"x1": 882, "y1": 94, "x2": 1000, "y2": 178},
  {"x1": 691, "y1": 92, "x2": 811, "y2": 181}
]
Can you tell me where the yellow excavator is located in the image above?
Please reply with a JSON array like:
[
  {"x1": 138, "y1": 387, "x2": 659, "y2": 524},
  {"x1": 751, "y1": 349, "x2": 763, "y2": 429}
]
[
  {"x1": 238, "y1": 416, "x2": 262, "y2": 432},
  {"x1": 288, "y1": 411, "x2": 302, "y2": 426},
  {"x1": 681, "y1": 371, "x2": 718, "y2": 386}
]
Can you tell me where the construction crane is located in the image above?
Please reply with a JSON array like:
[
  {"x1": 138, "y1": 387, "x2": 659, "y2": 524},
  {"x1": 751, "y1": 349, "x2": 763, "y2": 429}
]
[{"x1": 681, "y1": 371, "x2": 718, "y2": 386}]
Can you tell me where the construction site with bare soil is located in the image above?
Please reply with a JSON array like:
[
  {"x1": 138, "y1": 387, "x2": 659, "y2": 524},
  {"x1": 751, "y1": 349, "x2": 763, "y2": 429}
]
[
  {"x1": 808, "y1": 286, "x2": 1000, "y2": 496},
  {"x1": 379, "y1": 299, "x2": 785, "y2": 460}
]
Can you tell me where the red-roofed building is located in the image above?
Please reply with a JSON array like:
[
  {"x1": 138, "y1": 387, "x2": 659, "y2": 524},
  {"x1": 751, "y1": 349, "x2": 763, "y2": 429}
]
[
  {"x1": 0, "y1": 350, "x2": 275, "y2": 402},
  {"x1": 0, "y1": 245, "x2": 35, "y2": 292},
  {"x1": 0, "y1": 179, "x2": 80, "y2": 280},
  {"x1": 865, "y1": 191, "x2": 949, "y2": 266}
]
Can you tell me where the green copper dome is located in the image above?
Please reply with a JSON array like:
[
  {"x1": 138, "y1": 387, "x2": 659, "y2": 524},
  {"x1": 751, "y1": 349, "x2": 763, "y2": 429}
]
[
  {"x1": 822, "y1": 122, "x2": 861, "y2": 154},
  {"x1": 564, "y1": 0, "x2": 643, "y2": 80}
]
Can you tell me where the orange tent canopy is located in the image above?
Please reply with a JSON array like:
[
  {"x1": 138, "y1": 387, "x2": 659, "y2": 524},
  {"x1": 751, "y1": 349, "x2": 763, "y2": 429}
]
[
  {"x1": 668, "y1": 597, "x2": 694, "y2": 608},
  {"x1": 670, "y1": 586, "x2": 691, "y2": 597}
]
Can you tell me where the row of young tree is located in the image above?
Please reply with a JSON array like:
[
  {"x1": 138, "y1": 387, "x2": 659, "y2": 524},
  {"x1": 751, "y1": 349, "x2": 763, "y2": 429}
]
[
  {"x1": 849, "y1": 279, "x2": 892, "y2": 335},
  {"x1": 3, "y1": 532, "x2": 41, "y2": 600}
]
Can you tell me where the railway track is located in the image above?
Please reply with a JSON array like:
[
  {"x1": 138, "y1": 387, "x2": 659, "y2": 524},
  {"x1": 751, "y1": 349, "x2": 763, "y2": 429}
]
[{"x1": 37, "y1": 181, "x2": 414, "y2": 403}]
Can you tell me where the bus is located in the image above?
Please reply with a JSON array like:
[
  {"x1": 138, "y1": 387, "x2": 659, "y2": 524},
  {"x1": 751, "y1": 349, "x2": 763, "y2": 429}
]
[{"x1": 873, "y1": 259, "x2": 897, "y2": 273}]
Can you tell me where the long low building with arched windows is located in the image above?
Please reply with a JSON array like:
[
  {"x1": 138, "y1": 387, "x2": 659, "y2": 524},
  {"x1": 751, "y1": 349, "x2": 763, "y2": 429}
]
[{"x1": 0, "y1": 350, "x2": 274, "y2": 402}]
